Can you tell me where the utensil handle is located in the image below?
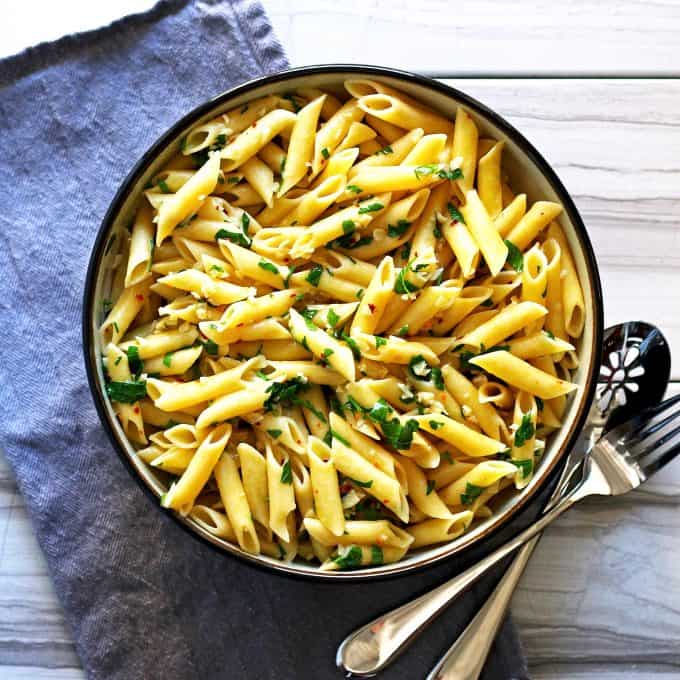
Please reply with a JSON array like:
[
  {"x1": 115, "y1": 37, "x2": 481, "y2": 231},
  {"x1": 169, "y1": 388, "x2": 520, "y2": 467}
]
[
  {"x1": 425, "y1": 536, "x2": 539, "y2": 680},
  {"x1": 337, "y1": 482, "x2": 586, "y2": 676}
]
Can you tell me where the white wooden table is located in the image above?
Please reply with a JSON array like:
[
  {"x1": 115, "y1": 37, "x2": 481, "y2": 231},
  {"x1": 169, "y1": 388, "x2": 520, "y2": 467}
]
[{"x1": 1, "y1": 2, "x2": 678, "y2": 678}]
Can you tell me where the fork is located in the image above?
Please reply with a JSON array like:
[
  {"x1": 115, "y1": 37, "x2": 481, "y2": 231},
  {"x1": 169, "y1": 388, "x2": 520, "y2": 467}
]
[{"x1": 337, "y1": 393, "x2": 680, "y2": 677}]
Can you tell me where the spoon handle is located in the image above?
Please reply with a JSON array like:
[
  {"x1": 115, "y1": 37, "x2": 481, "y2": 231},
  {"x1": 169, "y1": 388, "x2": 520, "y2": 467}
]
[
  {"x1": 424, "y1": 537, "x2": 538, "y2": 680},
  {"x1": 337, "y1": 480, "x2": 587, "y2": 676}
]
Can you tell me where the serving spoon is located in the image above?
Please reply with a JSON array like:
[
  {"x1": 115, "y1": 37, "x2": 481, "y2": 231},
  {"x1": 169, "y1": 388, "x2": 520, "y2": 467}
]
[
  {"x1": 337, "y1": 321, "x2": 671, "y2": 678},
  {"x1": 425, "y1": 320, "x2": 670, "y2": 680}
]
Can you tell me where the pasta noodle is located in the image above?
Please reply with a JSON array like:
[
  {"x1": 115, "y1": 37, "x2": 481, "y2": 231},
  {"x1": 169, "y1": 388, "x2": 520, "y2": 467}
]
[{"x1": 99, "y1": 79, "x2": 586, "y2": 570}]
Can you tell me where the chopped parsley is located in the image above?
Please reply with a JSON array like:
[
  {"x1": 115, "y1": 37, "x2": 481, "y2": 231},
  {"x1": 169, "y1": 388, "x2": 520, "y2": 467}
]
[
  {"x1": 514, "y1": 412, "x2": 535, "y2": 448},
  {"x1": 301, "y1": 307, "x2": 318, "y2": 322},
  {"x1": 375, "y1": 145, "x2": 393, "y2": 155},
  {"x1": 126, "y1": 345, "x2": 143, "y2": 377},
  {"x1": 215, "y1": 228, "x2": 251, "y2": 248},
  {"x1": 283, "y1": 93, "x2": 302, "y2": 113},
  {"x1": 106, "y1": 380, "x2": 147, "y2": 404},
  {"x1": 264, "y1": 377, "x2": 308, "y2": 411},
  {"x1": 162, "y1": 352, "x2": 173, "y2": 368},
  {"x1": 241, "y1": 212, "x2": 251, "y2": 235},
  {"x1": 371, "y1": 545, "x2": 384, "y2": 565},
  {"x1": 429, "y1": 420, "x2": 443, "y2": 430},
  {"x1": 346, "y1": 184, "x2": 362, "y2": 194},
  {"x1": 202, "y1": 339, "x2": 219, "y2": 356},
  {"x1": 394, "y1": 262, "x2": 419, "y2": 294},
  {"x1": 258, "y1": 260, "x2": 280, "y2": 275},
  {"x1": 333, "y1": 545, "x2": 362, "y2": 569},
  {"x1": 545, "y1": 330, "x2": 556, "y2": 340},
  {"x1": 375, "y1": 336, "x2": 387, "y2": 349},
  {"x1": 327, "y1": 308, "x2": 340, "y2": 328},
  {"x1": 447, "y1": 202, "x2": 465, "y2": 224},
  {"x1": 330, "y1": 429, "x2": 350, "y2": 447},
  {"x1": 342, "y1": 219, "x2": 356, "y2": 235},
  {"x1": 514, "y1": 459, "x2": 533, "y2": 479},
  {"x1": 414, "y1": 164, "x2": 464, "y2": 181},
  {"x1": 280, "y1": 459, "x2": 293, "y2": 484},
  {"x1": 426, "y1": 480, "x2": 436, "y2": 495},
  {"x1": 321, "y1": 147, "x2": 330, "y2": 159},
  {"x1": 504, "y1": 240, "x2": 523, "y2": 272},
  {"x1": 266, "y1": 428, "x2": 282, "y2": 438},
  {"x1": 340, "y1": 333, "x2": 362, "y2": 359},
  {"x1": 460, "y1": 482, "x2": 485, "y2": 505},
  {"x1": 480, "y1": 298, "x2": 494, "y2": 307},
  {"x1": 305, "y1": 265, "x2": 323, "y2": 287},
  {"x1": 535, "y1": 397, "x2": 544, "y2": 411},
  {"x1": 397, "y1": 325, "x2": 408, "y2": 337},
  {"x1": 387, "y1": 219, "x2": 411, "y2": 238},
  {"x1": 349, "y1": 477, "x2": 373, "y2": 488},
  {"x1": 358, "y1": 202, "x2": 384, "y2": 214},
  {"x1": 157, "y1": 178, "x2": 171, "y2": 194}
]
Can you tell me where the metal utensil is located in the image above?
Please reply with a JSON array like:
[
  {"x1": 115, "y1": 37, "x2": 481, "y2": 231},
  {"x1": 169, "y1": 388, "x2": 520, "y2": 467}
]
[
  {"x1": 337, "y1": 322, "x2": 672, "y2": 678},
  {"x1": 426, "y1": 321, "x2": 670, "y2": 680}
]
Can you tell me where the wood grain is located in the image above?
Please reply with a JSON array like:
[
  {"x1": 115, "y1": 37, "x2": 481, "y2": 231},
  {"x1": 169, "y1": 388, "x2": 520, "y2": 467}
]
[{"x1": 263, "y1": 0, "x2": 680, "y2": 75}]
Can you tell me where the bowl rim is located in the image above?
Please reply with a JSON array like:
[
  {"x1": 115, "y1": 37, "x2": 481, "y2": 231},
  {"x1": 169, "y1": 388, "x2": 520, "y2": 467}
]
[{"x1": 82, "y1": 63, "x2": 604, "y2": 581}]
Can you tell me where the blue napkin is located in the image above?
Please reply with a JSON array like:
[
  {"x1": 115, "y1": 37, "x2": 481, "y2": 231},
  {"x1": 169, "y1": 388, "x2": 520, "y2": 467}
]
[{"x1": 0, "y1": 1, "x2": 531, "y2": 677}]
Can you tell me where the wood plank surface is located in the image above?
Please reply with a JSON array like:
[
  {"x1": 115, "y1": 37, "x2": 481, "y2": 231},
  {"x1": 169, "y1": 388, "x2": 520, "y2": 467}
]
[
  {"x1": 2, "y1": 4, "x2": 680, "y2": 679},
  {"x1": 264, "y1": 0, "x2": 680, "y2": 75}
]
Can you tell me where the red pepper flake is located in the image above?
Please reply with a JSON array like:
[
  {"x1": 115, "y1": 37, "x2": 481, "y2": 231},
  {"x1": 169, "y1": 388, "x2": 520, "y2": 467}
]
[
  {"x1": 236, "y1": 322, "x2": 245, "y2": 327},
  {"x1": 133, "y1": 406, "x2": 140, "y2": 413},
  {"x1": 370, "y1": 622, "x2": 385, "y2": 634},
  {"x1": 340, "y1": 482, "x2": 352, "y2": 494},
  {"x1": 135, "y1": 294, "x2": 145, "y2": 302},
  {"x1": 368, "y1": 303, "x2": 376, "y2": 314}
]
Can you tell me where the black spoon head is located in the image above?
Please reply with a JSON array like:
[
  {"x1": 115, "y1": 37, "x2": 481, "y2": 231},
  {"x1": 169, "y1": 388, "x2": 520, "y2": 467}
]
[{"x1": 598, "y1": 321, "x2": 671, "y2": 431}]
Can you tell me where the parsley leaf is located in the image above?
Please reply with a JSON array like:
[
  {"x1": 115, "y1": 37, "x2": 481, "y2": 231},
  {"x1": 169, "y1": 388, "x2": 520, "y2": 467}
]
[
  {"x1": 371, "y1": 545, "x2": 384, "y2": 565},
  {"x1": 280, "y1": 459, "x2": 293, "y2": 484},
  {"x1": 514, "y1": 412, "x2": 535, "y2": 448},
  {"x1": 350, "y1": 477, "x2": 373, "y2": 488},
  {"x1": 504, "y1": 240, "x2": 524, "y2": 272},
  {"x1": 342, "y1": 219, "x2": 356, "y2": 235},
  {"x1": 514, "y1": 459, "x2": 533, "y2": 479},
  {"x1": 330, "y1": 429, "x2": 350, "y2": 447},
  {"x1": 267, "y1": 428, "x2": 282, "y2": 438},
  {"x1": 327, "y1": 308, "x2": 340, "y2": 328},
  {"x1": 258, "y1": 260, "x2": 280, "y2": 275},
  {"x1": 106, "y1": 380, "x2": 146, "y2": 403},
  {"x1": 346, "y1": 184, "x2": 362, "y2": 194},
  {"x1": 215, "y1": 228, "x2": 251, "y2": 248},
  {"x1": 162, "y1": 352, "x2": 173, "y2": 368},
  {"x1": 202, "y1": 339, "x2": 218, "y2": 356},
  {"x1": 375, "y1": 336, "x2": 387, "y2": 349},
  {"x1": 305, "y1": 265, "x2": 323, "y2": 287},
  {"x1": 126, "y1": 345, "x2": 143, "y2": 377},
  {"x1": 535, "y1": 397, "x2": 544, "y2": 411},
  {"x1": 358, "y1": 202, "x2": 383, "y2": 214},
  {"x1": 264, "y1": 377, "x2": 308, "y2": 411},
  {"x1": 394, "y1": 262, "x2": 419, "y2": 294},
  {"x1": 333, "y1": 545, "x2": 363, "y2": 569},
  {"x1": 387, "y1": 219, "x2": 411, "y2": 238},
  {"x1": 429, "y1": 420, "x2": 443, "y2": 430},
  {"x1": 426, "y1": 480, "x2": 436, "y2": 495},
  {"x1": 321, "y1": 147, "x2": 330, "y2": 159},
  {"x1": 461, "y1": 482, "x2": 484, "y2": 505},
  {"x1": 447, "y1": 202, "x2": 465, "y2": 224},
  {"x1": 375, "y1": 145, "x2": 394, "y2": 155}
]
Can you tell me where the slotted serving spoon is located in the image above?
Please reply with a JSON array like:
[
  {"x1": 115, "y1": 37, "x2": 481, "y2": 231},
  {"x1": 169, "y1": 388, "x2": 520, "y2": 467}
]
[{"x1": 338, "y1": 321, "x2": 671, "y2": 678}]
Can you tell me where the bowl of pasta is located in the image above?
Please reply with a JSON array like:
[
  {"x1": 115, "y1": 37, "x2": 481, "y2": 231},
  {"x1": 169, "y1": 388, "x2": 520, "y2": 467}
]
[{"x1": 83, "y1": 65, "x2": 602, "y2": 578}]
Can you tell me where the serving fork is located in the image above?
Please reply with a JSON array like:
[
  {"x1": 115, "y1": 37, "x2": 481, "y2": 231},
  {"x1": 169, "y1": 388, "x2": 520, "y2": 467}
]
[{"x1": 337, "y1": 392, "x2": 680, "y2": 677}]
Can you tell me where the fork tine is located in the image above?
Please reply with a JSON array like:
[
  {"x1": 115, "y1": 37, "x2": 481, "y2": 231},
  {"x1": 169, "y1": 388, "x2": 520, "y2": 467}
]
[
  {"x1": 639, "y1": 438, "x2": 680, "y2": 477},
  {"x1": 626, "y1": 393, "x2": 680, "y2": 444},
  {"x1": 635, "y1": 405, "x2": 680, "y2": 441},
  {"x1": 634, "y1": 422, "x2": 680, "y2": 461}
]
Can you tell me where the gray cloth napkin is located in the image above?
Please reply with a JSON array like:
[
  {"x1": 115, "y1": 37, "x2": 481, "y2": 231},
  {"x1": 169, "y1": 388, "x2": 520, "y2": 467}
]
[{"x1": 0, "y1": 1, "x2": 532, "y2": 677}]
